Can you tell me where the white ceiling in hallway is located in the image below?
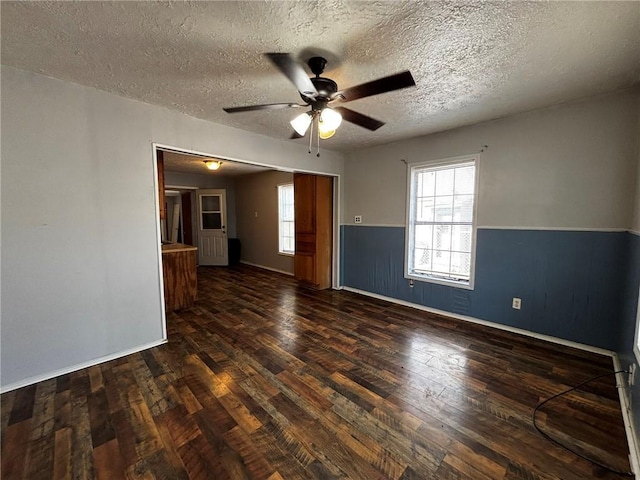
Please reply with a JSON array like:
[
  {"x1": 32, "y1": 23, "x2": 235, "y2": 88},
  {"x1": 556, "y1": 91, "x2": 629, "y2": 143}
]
[
  {"x1": 2, "y1": 1, "x2": 639, "y2": 152},
  {"x1": 162, "y1": 150, "x2": 272, "y2": 177}
]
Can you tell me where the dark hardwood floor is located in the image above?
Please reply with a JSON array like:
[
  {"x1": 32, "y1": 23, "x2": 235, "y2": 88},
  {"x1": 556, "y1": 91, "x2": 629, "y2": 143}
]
[{"x1": 1, "y1": 264, "x2": 632, "y2": 479}]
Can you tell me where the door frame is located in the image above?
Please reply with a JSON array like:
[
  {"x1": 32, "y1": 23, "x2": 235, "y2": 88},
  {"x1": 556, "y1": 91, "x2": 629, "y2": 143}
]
[
  {"x1": 152, "y1": 143, "x2": 342, "y2": 332},
  {"x1": 152, "y1": 148, "x2": 168, "y2": 341}
]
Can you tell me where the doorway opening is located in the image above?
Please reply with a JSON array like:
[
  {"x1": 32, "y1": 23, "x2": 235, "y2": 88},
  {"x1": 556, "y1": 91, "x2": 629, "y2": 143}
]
[{"x1": 153, "y1": 143, "x2": 341, "y2": 292}]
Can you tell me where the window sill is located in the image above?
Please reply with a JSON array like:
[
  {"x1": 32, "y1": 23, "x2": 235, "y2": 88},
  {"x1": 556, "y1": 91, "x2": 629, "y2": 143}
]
[
  {"x1": 406, "y1": 273, "x2": 474, "y2": 290},
  {"x1": 278, "y1": 252, "x2": 295, "y2": 257}
]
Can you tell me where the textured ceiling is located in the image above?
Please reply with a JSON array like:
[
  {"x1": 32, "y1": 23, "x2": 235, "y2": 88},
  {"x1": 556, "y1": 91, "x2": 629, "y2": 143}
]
[
  {"x1": 2, "y1": 1, "x2": 639, "y2": 152},
  {"x1": 162, "y1": 150, "x2": 271, "y2": 177}
]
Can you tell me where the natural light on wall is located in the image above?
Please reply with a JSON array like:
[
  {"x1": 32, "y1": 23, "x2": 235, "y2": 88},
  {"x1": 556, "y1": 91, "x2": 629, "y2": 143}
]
[{"x1": 406, "y1": 156, "x2": 478, "y2": 289}]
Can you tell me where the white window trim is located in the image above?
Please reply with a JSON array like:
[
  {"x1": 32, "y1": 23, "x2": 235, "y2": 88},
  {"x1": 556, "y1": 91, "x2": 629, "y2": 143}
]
[
  {"x1": 404, "y1": 154, "x2": 480, "y2": 290},
  {"x1": 278, "y1": 183, "x2": 295, "y2": 255}
]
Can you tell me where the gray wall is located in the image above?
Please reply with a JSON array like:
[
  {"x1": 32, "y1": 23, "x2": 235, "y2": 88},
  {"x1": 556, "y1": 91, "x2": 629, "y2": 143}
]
[
  {"x1": 344, "y1": 89, "x2": 639, "y2": 229},
  {"x1": 1, "y1": 66, "x2": 344, "y2": 390},
  {"x1": 236, "y1": 171, "x2": 295, "y2": 274}
]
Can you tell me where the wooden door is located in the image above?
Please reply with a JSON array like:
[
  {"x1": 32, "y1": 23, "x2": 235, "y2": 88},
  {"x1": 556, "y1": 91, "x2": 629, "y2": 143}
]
[
  {"x1": 197, "y1": 189, "x2": 228, "y2": 266},
  {"x1": 294, "y1": 174, "x2": 316, "y2": 284},
  {"x1": 294, "y1": 174, "x2": 333, "y2": 289},
  {"x1": 157, "y1": 150, "x2": 166, "y2": 220}
]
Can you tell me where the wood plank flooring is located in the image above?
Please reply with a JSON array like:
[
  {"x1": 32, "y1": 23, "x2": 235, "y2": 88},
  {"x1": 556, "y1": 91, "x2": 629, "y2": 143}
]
[{"x1": 1, "y1": 264, "x2": 632, "y2": 479}]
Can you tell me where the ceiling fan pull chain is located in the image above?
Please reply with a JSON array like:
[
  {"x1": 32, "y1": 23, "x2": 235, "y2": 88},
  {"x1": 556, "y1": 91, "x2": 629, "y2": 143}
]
[
  {"x1": 316, "y1": 117, "x2": 321, "y2": 157},
  {"x1": 308, "y1": 118, "x2": 313, "y2": 154}
]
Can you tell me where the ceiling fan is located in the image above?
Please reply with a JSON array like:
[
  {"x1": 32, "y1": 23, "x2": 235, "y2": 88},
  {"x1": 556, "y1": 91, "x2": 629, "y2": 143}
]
[{"x1": 223, "y1": 53, "x2": 416, "y2": 149}]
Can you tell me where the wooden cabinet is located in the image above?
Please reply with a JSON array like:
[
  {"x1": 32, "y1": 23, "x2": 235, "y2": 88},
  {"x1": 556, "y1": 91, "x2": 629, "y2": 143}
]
[
  {"x1": 162, "y1": 243, "x2": 197, "y2": 311},
  {"x1": 294, "y1": 173, "x2": 333, "y2": 289}
]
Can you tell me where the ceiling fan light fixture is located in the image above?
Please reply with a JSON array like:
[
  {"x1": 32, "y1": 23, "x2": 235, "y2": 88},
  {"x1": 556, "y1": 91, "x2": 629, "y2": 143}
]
[
  {"x1": 290, "y1": 112, "x2": 312, "y2": 136},
  {"x1": 319, "y1": 108, "x2": 342, "y2": 131},
  {"x1": 319, "y1": 129, "x2": 336, "y2": 139},
  {"x1": 204, "y1": 160, "x2": 222, "y2": 170}
]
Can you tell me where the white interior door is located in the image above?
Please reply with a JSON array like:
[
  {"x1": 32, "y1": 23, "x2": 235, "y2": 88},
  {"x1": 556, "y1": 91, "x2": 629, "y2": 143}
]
[{"x1": 197, "y1": 189, "x2": 228, "y2": 266}]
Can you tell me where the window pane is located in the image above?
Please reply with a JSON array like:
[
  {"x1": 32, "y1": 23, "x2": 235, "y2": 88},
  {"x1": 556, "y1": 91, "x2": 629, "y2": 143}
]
[
  {"x1": 417, "y1": 197, "x2": 434, "y2": 222},
  {"x1": 202, "y1": 196, "x2": 220, "y2": 211},
  {"x1": 414, "y1": 248, "x2": 432, "y2": 272},
  {"x1": 202, "y1": 212, "x2": 221, "y2": 229},
  {"x1": 417, "y1": 170, "x2": 435, "y2": 197},
  {"x1": 432, "y1": 250, "x2": 451, "y2": 274},
  {"x1": 451, "y1": 224, "x2": 472, "y2": 253},
  {"x1": 435, "y1": 169, "x2": 454, "y2": 196},
  {"x1": 434, "y1": 196, "x2": 453, "y2": 222},
  {"x1": 454, "y1": 166, "x2": 475, "y2": 194},
  {"x1": 414, "y1": 225, "x2": 433, "y2": 249},
  {"x1": 450, "y1": 252, "x2": 471, "y2": 277},
  {"x1": 283, "y1": 236, "x2": 294, "y2": 253},
  {"x1": 434, "y1": 225, "x2": 451, "y2": 250},
  {"x1": 453, "y1": 195, "x2": 474, "y2": 222}
]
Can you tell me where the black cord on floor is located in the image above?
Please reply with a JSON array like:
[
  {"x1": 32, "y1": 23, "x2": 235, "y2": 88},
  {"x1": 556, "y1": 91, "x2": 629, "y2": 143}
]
[{"x1": 532, "y1": 370, "x2": 633, "y2": 477}]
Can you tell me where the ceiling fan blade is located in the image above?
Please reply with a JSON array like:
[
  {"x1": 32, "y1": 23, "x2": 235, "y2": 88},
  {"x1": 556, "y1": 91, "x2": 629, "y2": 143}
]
[
  {"x1": 333, "y1": 71, "x2": 415, "y2": 103},
  {"x1": 264, "y1": 53, "x2": 318, "y2": 98},
  {"x1": 333, "y1": 107, "x2": 385, "y2": 131},
  {"x1": 223, "y1": 103, "x2": 305, "y2": 113}
]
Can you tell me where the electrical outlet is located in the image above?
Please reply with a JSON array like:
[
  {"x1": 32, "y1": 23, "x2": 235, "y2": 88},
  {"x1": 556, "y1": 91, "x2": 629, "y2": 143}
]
[
  {"x1": 354, "y1": 215, "x2": 362, "y2": 224},
  {"x1": 630, "y1": 363, "x2": 636, "y2": 386},
  {"x1": 409, "y1": 279, "x2": 414, "y2": 288},
  {"x1": 512, "y1": 297, "x2": 521, "y2": 310}
]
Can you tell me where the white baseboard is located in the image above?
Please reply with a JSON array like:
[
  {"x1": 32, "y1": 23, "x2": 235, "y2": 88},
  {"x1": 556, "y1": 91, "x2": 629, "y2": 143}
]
[
  {"x1": 612, "y1": 354, "x2": 640, "y2": 478},
  {"x1": 343, "y1": 286, "x2": 640, "y2": 474},
  {"x1": 0, "y1": 339, "x2": 167, "y2": 393},
  {"x1": 341, "y1": 287, "x2": 614, "y2": 357},
  {"x1": 240, "y1": 261, "x2": 293, "y2": 276}
]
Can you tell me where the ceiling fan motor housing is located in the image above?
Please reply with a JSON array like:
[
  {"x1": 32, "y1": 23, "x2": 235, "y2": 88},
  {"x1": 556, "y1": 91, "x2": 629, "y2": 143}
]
[
  {"x1": 305, "y1": 77, "x2": 338, "y2": 109},
  {"x1": 301, "y1": 56, "x2": 338, "y2": 110}
]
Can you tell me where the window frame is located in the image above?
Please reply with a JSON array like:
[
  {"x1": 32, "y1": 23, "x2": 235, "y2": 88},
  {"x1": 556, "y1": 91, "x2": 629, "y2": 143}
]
[
  {"x1": 404, "y1": 154, "x2": 480, "y2": 290},
  {"x1": 277, "y1": 183, "x2": 295, "y2": 256}
]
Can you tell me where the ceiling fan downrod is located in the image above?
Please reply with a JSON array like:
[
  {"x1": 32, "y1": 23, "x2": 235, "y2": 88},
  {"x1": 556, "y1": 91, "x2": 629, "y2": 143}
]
[{"x1": 308, "y1": 56, "x2": 327, "y2": 77}]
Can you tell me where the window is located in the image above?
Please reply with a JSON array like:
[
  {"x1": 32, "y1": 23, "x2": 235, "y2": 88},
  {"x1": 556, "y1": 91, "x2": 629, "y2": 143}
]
[
  {"x1": 278, "y1": 183, "x2": 295, "y2": 255},
  {"x1": 406, "y1": 156, "x2": 478, "y2": 288}
]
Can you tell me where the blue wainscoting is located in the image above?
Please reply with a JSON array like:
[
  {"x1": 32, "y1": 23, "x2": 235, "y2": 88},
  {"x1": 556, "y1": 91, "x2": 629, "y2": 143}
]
[
  {"x1": 616, "y1": 233, "x2": 640, "y2": 437},
  {"x1": 618, "y1": 232, "x2": 640, "y2": 354},
  {"x1": 341, "y1": 225, "x2": 629, "y2": 351}
]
